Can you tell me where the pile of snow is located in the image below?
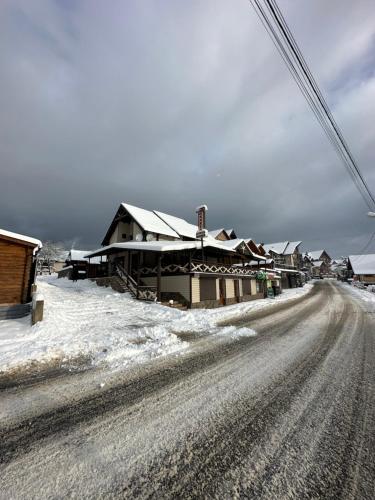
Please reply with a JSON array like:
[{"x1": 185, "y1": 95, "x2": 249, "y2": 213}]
[
  {"x1": 346, "y1": 282, "x2": 375, "y2": 304},
  {"x1": 0, "y1": 276, "x2": 311, "y2": 374}
]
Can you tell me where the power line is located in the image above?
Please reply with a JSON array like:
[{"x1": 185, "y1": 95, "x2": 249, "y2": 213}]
[{"x1": 248, "y1": 0, "x2": 375, "y2": 211}]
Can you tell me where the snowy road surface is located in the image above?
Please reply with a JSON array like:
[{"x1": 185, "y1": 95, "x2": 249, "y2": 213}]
[{"x1": 1, "y1": 281, "x2": 374, "y2": 499}]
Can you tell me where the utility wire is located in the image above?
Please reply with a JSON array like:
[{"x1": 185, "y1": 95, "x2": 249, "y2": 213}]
[
  {"x1": 249, "y1": 0, "x2": 375, "y2": 211},
  {"x1": 265, "y1": 0, "x2": 375, "y2": 209}
]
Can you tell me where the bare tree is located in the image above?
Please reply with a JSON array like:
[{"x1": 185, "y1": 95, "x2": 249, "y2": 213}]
[{"x1": 37, "y1": 241, "x2": 66, "y2": 274}]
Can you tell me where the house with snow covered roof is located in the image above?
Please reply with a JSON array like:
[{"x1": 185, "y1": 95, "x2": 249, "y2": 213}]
[
  {"x1": 304, "y1": 249, "x2": 332, "y2": 278},
  {"x1": 0, "y1": 228, "x2": 42, "y2": 319},
  {"x1": 348, "y1": 254, "x2": 375, "y2": 285},
  {"x1": 58, "y1": 249, "x2": 106, "y2": 280},
  {"x1": 86, "y1": 203, "x2": 268, "y2": 308},
  {"x1": 262, "y1": 241, "x2": 303, "y2": 288},
  {"x1": 263, "y1": 241, "x2": 302, "y2": 269},
  {"x1": 208, "y1": 229, "x2": 231, "y2": 241}
]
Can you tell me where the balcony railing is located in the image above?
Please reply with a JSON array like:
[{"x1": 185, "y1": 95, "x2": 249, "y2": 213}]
[{"x1": 139, "y1": 260, "x2": 257, "y2": 278}]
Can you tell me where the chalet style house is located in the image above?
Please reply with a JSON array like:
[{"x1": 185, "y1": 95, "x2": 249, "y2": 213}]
[
  {"x1": 261, "y1": 241, "x2": 304, "y2": 288},
  {"x1": 304, "y1": 249, "x2": 332, "y2": 277},
  {"x1": 85, "y1": 203, "x2": 278, "y2": 308}
]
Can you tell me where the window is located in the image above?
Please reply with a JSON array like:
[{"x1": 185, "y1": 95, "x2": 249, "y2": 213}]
[{"x1": 122, "y1": 233, "x2": 127, "y2": 239}]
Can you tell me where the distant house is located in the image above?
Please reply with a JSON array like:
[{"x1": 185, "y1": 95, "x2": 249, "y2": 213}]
[
  {"x1": 348, "y1": 254, "x2": 375, "y2": 285},
  {"x1": 86, "y1": 203, "x2": 266, "y2": 308},
  {"x1": 0, "y1": 229, "x2": 42, "y2": 318},
  {"x1": 58, "y1": 250, "x2": 105, "y2": 280},
  {"x1": 262, "y1": 241, "x2": 303, "y2": 288},
  {"x1": 208, "y1": 229, "x2": 231, "y2": 241},
  {"x1": 225, "y1": 229, "x2": 237, "y2": 240},
  {"x1": 306, "y1": 249, "x2": 332, "y2": 277}
]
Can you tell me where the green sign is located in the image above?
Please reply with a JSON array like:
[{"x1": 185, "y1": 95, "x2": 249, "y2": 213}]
[{"x1": 256, "y1": 271, "x2": 267, "y2": 281}]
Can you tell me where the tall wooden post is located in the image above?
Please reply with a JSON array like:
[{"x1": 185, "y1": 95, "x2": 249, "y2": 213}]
[{"x1": 157, "y1": 253, "x2": 162, "y2": 302}]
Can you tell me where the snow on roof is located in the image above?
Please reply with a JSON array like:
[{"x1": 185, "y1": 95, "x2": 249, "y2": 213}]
[
  {"x1": 263, "y1": 242, "x2": 289, "y2": 255},
  {"x1": 154, "y1": 210, "x2": 198, "y2": 240},
  {"x1": 85, "y1": 239, "x2": 236, "y2": 258},
  {"x1": 263, "y1": 241, "x2": 301, "y2": 255},
  {"x1": 308, "y1": 250, "x2": 325, "y2": 261},
  {"x1": 284, "y1": 241, "x2": 302, "y2": 254},
  {"x1": 246, "y1": 259, "x2": 274, "y2": 266},
  {"x1": 274, "y1": 267, "x2": 301, "y2": 274},
  {"x1": 312, "y1": 261, "x2": 323, "y2": 267},
  {"x1": 219, "y1": 238, "x2": 247, "y2": 250},
  {"x1": 349, "y1": 254, "x2": 375, "y2": 275},
  {"x1": 0, "y1": 228, "x2": 42, "y2": 249},
  {"x1": 121, "y1": 203, "x2": 179, "y2": 239},
  {"x1": 208, "y1": 228, "x2": 226, "y2": 239},
  {"x1": 68, "y1": 250, "x2": 103, "y2": 264}
]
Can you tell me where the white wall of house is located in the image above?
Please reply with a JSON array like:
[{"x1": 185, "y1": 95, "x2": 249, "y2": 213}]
[
  {"x1": 191, "y1": 277, "x2": 200, "y2": 303},
  {"x1": 251, "y1": 279, "x2": 257, "y2": 295},
  {"x1": 239, "y1": 279, "x2": 243, "y2": 296},
  {"x1": 109, "y1": 221, "x2": 131, "y2": 244},
  {"x1": 225, "y1": 279, "x2": 235, "y2": 299}
]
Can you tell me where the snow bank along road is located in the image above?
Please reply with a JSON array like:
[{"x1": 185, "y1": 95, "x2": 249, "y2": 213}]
[{"x1": 1, "y1": 281, "x2": 374, "y2": 499}]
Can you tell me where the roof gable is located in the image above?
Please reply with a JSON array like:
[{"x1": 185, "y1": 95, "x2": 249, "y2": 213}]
[
  {"x1": 208, "y1": 229, "x2": 230, "y2": 240},
  {"x1": 102, "y1": 204, "x2": 179, "y2": 245},
  {"x1": 263, "y1": 241, "x2": 289, "y2": 255},
  {"x1": 284, "y1": 241, "x2": 302, "y2": 255},
  {"x1": 123, "y1": 204, "x2": 179, "y2": 238}
]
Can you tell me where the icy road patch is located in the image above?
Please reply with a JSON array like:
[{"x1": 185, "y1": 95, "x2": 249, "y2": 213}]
[{"x1": 0, "y1": 276, "x2": 311, "y2": 375}]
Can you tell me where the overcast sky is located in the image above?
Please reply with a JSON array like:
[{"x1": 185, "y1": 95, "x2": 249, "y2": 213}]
[{"x1": 1, "y1": 0, "x2": 375, "y2": 256}]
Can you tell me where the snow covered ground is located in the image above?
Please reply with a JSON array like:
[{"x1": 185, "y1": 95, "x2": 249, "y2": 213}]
[
  {"x1": 0, "y1": 275, "x2": 312, "y2": 375},
  {"x1": 344, "y1": 282, "x2": 375, "y2": 305}
]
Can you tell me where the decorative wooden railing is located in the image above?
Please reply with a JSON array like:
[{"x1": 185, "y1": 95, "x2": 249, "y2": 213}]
[
  {"x1": 115, "y1": 263, "x2": 157, "y2": 301},
  {"x1": 190, "y1": 261, "x2": 257, "y2": 277},
  {"x1": 137, "y1": 285, "x2": 157, "y2": 301},
  {"x1": 139, "y1": 261, "x2": 257, "y2": 278},
  {"x1": 139, "y1": 263, "x2": 190, "y2": 275}
]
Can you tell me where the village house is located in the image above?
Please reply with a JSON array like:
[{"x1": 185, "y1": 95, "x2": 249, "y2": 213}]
[
  {"x1": 347, "y1": 254, "x2": 375, "y2": 285},
  {"x1": 58, "y1": 250, "x2": 105, "y2": 280},
  {"x1": 85, "y1": 203, "x2": 267, "y2": 308},
  {"x1": 0, "y1": 229, "x2": 42, "y2": 319},
  {"x1": 305, "y1": 249, "x2": 332, "y2": 278},
  {"x1": 262, "y1": 241, "x2": 304, "y2": 288}
]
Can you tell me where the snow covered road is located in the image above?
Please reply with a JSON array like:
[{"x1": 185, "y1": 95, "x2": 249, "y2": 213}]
[{"x1": 0, "y1": 281, "x2": 374, "y2": 498}]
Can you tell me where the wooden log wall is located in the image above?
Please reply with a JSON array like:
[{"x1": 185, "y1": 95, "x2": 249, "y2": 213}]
[{"x1": 0, "y1": 240, "x2": 33, "y2": 305}]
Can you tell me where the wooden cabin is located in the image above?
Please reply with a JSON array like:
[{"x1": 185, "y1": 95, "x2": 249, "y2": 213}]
[{"x1": 0, "y1": 229, "x2": 42, "y2": 318}]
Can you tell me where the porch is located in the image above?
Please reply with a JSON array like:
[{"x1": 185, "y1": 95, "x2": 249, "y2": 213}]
[{"x1": 85, "y1": 241, "x2": 267, "y2": 308}]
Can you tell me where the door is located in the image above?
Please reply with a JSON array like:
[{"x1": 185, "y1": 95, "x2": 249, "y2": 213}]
[
  {"x1": 234, "y1": 280, "x2": 240, "y2": 302},
  {"x1": 219, "y1": 278, "x2": 226, "y2": 305}
]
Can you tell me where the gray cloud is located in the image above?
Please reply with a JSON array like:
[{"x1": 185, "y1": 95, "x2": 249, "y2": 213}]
[{"x1": 0, "y1": 0, "x2": 375, "y2": 257}]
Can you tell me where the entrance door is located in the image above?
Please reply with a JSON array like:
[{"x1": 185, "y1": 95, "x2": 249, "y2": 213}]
[{"x1": 219, "y1": 279, "x2": 226, "y2": 305}]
